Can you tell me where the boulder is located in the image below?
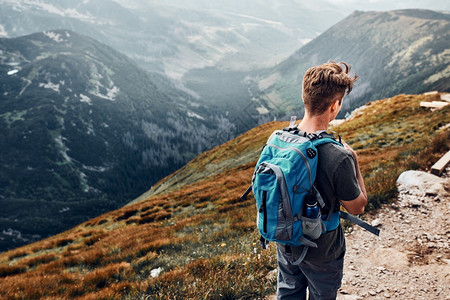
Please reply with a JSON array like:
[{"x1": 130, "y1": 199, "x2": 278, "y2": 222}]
[{"x1": 396, "y1": 171, "x2": 448, "y2": 197}]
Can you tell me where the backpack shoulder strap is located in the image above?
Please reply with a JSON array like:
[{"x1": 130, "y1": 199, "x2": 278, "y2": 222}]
[
  {"x1": 309, "y1": 130, "x2": 343, "y2": 220},
  {"x1": 310, "y1": 130, "x2": 342, "y2": 146},
  {"x1": 340, "y1": 211, "x2": 381, "y2": 236}
]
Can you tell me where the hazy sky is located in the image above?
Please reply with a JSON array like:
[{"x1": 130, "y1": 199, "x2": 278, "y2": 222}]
[{"x1": 325, "y1": 0, "x2": 450, "y2": 12}]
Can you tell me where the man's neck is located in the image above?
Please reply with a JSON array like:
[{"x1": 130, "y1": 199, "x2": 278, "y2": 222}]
[{"x1": 298, "y1": 114, "x2": 330, "y2": 133}]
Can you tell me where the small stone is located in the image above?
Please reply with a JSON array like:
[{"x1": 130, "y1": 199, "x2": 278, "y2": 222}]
[
  {"x1": 371, "y1": 218, "x2": 381, "y2": 227},
  {"x1": 384, "y1": 292, "x2": 391, "y2": 298},
  {"x1": 339, "y1": 289, "x2": 349, "y2": 295},
  {"x1": 349, "y1": 265, "x2": 355, "y2": 270},
  {"x1": 369, "y1": 290, "x2": 377, "y2": 296},
  {"x1": 408, "y1": 199, "x2": 422, "y2": 207},
  {"x1": 150, "y1": 267, "x2": 163, "y2": 278}
]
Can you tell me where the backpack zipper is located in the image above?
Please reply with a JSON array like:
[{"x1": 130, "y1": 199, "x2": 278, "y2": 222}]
[{"x1": 261, "y1": 191, "x2": 267, "y2": 233}]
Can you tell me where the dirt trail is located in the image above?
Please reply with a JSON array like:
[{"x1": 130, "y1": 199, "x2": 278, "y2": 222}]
[
  {"x1": 268, "y1": 167, "x2": 450, "y2": 299},
  {"x1": 338, "y1": 168, "x2": 450, "y2": 299}
]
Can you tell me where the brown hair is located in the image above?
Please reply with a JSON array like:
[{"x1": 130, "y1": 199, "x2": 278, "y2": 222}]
[{"x1": 302, "y1": 61, "x2": 358, "y2": 115}]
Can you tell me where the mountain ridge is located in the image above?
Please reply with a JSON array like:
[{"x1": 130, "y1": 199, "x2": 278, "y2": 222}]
[
  {"x1": 0, "y1": 0, "x2": 347, "y2": 78},
  {"x1": 252, "y1": 9, "x2": 450, "y2": 118},
  {"x1": 0, "y1": 29, "x2": 232, "y2": 251}
]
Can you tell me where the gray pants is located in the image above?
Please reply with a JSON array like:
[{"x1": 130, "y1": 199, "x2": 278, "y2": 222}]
[{"x1": 276, "y1": 247, "x2": 344, "y2": 300}]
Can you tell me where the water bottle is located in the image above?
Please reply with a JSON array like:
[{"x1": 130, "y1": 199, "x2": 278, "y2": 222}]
[{"x1": 304, "y1": 194, "x2": 319, "y2": 219}]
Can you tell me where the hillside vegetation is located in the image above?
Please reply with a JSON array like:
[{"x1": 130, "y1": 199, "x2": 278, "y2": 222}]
[{"x1": 0, "y1": 93, "x2": 449, "y2": 299}]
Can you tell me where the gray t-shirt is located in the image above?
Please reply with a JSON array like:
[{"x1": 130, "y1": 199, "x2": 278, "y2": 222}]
[{"x1": 279, "y1": 142, "x2": 361, "y2": 262}]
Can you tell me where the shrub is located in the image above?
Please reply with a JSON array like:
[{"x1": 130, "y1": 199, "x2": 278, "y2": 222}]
[
  {"x1": 83, "y1": 232, "x2": 107, "y2": 247},
  {"x1": 22, "y1": 253, "x2": 57, "y2": 268},
  {"x1": 0, "y1": 265, "x2": 27, "y2": 277},
  {"x1": 115, "y1": 209, "x2": 139, "y2": 221},
  {"x1": 55, "y1": 237, "x2": 74, "y2": 248},
  {"x1": 97, "y1": 219, "x2": 108, "y2": 226},
  {"x1": 138, "y1": 211, "x2": 171, "y2": 225},
  {"x1": 141, "y1": 207, "x2": 160, "y2": 217},
  {"x1": 137, "y1": 215, "x2": 155, "y2": 225},
  {"x1": 125, "y1": 218, "x2": 139, "y2": 225},
  {"x1": 131, "y1": 251, "x2": 158, "y2": 270},
  {"x1": 61, "y1": 248, "x2": 107, "y2": 268},
  {"x1": 7, "y1": 250, "x2": 29, "y2": 261},
  {"x1": 83, "y1": 262, "x2": 130, "y2": 291}
]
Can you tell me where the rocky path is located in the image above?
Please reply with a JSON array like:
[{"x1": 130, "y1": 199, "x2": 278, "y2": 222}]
[
  {"x1": 338, "y1": 168, "x2": 450, "y2": 299},
  {"x1": 267, "y1": 167, "x2": 450, "y2": 299}
]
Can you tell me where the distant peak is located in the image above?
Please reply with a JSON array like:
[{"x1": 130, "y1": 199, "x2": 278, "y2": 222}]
[{"x1": 42, "y1": 30, "x2": 72, "y2": 43}]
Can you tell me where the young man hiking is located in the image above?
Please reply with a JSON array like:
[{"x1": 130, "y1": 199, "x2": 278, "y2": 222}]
[{"x1": 276, "y1": 61, "x2": 368, "y2": 299}]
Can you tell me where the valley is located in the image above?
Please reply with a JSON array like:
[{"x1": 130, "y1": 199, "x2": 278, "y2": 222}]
[{"x1": 0, "y1": 30, "x2": 233, "y2": 251}]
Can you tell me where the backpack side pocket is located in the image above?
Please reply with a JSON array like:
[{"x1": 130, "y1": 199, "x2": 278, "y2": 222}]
[
  {"x1": 253, "y1": 162, "x2": 293, "y2": 242},
  {"x1": 254, "y1": 170, "x2": 277, "y2": 238},
  {"x1": 302, "y1": 215, "x2": 326, "y2": 240}
]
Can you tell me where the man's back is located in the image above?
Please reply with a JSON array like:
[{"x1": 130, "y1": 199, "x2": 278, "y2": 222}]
[
  {"x1": 277, "y1": 141, "x2": 360, "y2": 263},
  {"x1": 276, "y1": 61, "x2": 366, "y2": 299}
]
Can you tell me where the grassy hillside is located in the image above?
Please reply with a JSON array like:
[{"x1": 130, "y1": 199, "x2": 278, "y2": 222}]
[{"x1": 0, "y1": 93, "x2": 449, "y2": 299}]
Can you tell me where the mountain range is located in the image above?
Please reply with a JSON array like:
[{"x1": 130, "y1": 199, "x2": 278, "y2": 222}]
[
  {"x1": 0, "y1": 92, "x2": 448, "y2": 298},
  {"x1": 252, "y1": 9, "x2": 450, "y2": 118},
  {"x1": 0, "y1": 0, "x2": 346, "y2": 78},
  {"x1": 0, "y1": 30, "x2": 233, "y2": 251},
  {"x1": 1, "y1": 2, "x2": 448, "y2": 123}
]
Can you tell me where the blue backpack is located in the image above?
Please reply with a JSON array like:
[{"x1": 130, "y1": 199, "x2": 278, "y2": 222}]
[{"x1": 241, "y1": 119, "x2": 379, "y2": 256}]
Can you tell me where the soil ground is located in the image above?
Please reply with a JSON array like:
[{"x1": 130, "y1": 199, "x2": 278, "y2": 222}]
[{"x1": 268, "y1": 167, "x2": 450, "y2": 299}]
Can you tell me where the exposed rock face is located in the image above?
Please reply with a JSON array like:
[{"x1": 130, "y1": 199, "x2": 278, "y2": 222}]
[{"x1": 397, "y1": 170, "x2": 448, "y2": 197}]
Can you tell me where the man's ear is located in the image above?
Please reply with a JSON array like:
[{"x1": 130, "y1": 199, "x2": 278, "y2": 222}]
[
  {"x1": 330, "y1": 99, "x2": 340, "y2": 113},
  {"x1": 331, "y1": 94, "x2": 344, "y2": 112}
]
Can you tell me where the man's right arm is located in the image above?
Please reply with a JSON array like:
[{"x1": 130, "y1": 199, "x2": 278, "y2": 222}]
[
  {"x1": 340, "y1": 141, "x2": 368, "y2": 215},
  {"x1": 341, "y1": 192, "x2": 367, "y2": 215}
]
